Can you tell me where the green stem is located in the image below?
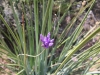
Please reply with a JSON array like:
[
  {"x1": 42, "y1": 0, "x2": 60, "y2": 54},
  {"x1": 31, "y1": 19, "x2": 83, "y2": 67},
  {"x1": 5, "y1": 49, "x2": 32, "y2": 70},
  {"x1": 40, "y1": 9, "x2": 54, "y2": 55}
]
[
  {"x1": 54, "y1": 26, "x2": 100, "y2": 75},
  {"x1": 41, "y1": 0, "x2": 52, "y2": 34},
  {"x1": 22, "y1": 24, "x2": 26, "y2": 67},
  {"x1": 34, "y1": 0, "x2": 39, "y2": 53}
]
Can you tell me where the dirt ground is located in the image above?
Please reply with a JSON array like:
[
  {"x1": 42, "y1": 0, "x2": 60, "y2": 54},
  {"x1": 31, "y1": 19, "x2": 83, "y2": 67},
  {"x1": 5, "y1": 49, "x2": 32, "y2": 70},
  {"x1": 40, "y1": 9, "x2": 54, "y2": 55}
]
[{"x1": 0, "y1": 54, "x2": 16, "y2": 75}]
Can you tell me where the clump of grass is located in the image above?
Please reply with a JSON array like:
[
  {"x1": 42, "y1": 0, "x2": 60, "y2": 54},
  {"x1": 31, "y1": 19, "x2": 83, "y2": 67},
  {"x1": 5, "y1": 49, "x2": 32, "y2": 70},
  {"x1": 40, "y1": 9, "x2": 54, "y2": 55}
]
[{"x1": 0, "y1": 0, "x2": 100, "y2": 75}]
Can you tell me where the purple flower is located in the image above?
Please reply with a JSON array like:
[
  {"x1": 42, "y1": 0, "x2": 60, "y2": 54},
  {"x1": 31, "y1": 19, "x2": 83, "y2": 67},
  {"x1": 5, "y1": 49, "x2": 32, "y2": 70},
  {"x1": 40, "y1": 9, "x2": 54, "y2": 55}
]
[
  {"x1": 89, "y1": 57, "x2": 93, "y2": 61},
  {"x1": 71, "y1": 57, "x2": 78, "y2": 62},
  {"x1": 40, "y1": 32, "x2": 54, "y2": 48}
]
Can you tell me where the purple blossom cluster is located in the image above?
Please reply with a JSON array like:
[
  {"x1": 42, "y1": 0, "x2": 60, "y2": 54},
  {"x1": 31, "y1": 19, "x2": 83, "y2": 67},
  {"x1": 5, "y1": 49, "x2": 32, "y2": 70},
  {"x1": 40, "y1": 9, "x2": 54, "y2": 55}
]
[{"x1": 40, "y1": 32, "x2": 54, "y2": 48}]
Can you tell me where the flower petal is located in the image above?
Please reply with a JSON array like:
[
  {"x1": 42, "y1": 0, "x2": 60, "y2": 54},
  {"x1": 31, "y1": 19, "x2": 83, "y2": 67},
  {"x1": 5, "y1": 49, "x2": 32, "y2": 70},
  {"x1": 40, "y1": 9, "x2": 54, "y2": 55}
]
[
  {"x1": 50, "y1": 39, "x2": 54, "y2": 42},
  {"x1": 47, "y1": 32, "x2": 50, "y2": 38},
  {"x1": 49, "y1": 43, "x2": 53, "y2": 47},
  {"x1": 44, "y1": 37, "x2": 48, "y2": 42},
  {"x1": 41, "y1": 43, "x2": 45, "y2": 47},
  {"x1": 40, "y1": 34, "x2": 44, "y2": 41}
]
